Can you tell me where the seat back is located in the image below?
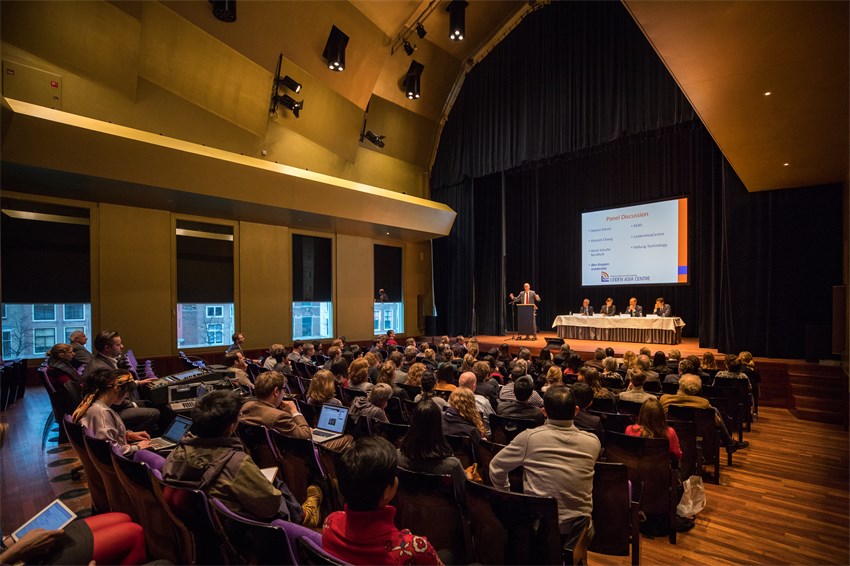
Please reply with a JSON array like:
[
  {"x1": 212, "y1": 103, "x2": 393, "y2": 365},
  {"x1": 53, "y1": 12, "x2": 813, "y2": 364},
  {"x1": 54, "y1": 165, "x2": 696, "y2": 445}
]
[
  {"x1": 82, "y1": 433, "x2": 137, "y2": 519},
  {"x1": 667, "y1": 419, "x2": 698, "y2": 480},
  {"x1": 209, "y1": 498, "x2": 295, "y2": 565},
  {"x1": 269, "y1": 429, "x2": 326, "y2": 504},
  {"x1": 296, "y1": 535, "x2": 352, "y2": 566},
  {"x1": 601, "y1": 377, "x2": 624, "y2": 390},
  {"x1": 604, "y1": 431, "x2": 677, "y2": 543},
  {"x1": 666, "y1": 404, "x2": 720, "y2": 482},
  {"x1": 392, "y1": 468, "x2": 473, "y2": 564},
  {"x1": 150, "y1": 471, "x2": 225, "y2": 564},
  {"x1": 295, "y1": 375, "x2": 312, "y2": 398},
  {"x1": 446, "y1": 434, "x2": 476, "y2": 468},
  {"x1": 62, "y1": 416, "x2": 110, "y2": 513},
  {"x1": 488, "y1": 414, "x2": 537, "y2": 444},
  {"x1": 616, "y1": 399, "x2": 644, "y2": 415},
  {"x1": 398, "y1": 383, "x2": 422, "y2": 399},
  {"x1": 111, "y1": 447, "x2": 187, "y2": 563},
  {"x1": 662, "y1": 381, "x2": 679, "y2": 394},
  {"x1": 236, "y1": 422, "x2": 279, "y2": 468},
  {"x1": 315, "y1": 443, "x2": 346, "y2": 513},
  {"x1": 643, "y1": 381, "x2": 662, "y2": 393},
  {"x1": 370, "y1": 419, "x2": 409, "y2": 448},
  {"x1": 590, "y1": 461, "x2": 640, "y2": 563},
  {"x1": 296, "y1": 399, "x2": 320, "y2": 428},
  {"x1": 384, "y1": 396, "x2": 408, "y2": 424},
  {"x1": 590, "y1": 396, "x2": 616, "y2": 413},
  {"x1": 475, "y1": 438, "x2": 504, "y2": 486},
  {"x1": 464, "y1": 479, "x2": 561, "y2": 565},
  {"x1": 590, "y1": 410, "x2": 635, "y2": 433}
]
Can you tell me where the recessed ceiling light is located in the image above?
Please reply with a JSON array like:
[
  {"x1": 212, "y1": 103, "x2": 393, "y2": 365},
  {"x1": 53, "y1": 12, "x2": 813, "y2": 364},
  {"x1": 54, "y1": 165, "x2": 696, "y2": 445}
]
[
  {"x1": 783, "y1": 162, "x2": 789, "y2": 167},
  {"x1": 386, "y1": 232, "x2": 390, "y2": 235},
  {"x1": 763, "y1": 91, "x2": 772, "y2": 96}
]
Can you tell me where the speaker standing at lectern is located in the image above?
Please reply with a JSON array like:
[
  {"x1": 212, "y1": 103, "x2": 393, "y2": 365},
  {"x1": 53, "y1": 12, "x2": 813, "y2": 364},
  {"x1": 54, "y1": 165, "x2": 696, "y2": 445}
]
[{"x1": 509, "y1": 282, "x2": 541, "y2": 340}]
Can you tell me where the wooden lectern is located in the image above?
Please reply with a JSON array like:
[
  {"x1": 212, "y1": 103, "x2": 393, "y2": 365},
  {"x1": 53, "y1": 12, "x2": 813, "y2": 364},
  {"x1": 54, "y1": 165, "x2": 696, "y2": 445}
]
[{"x1": 517, "y1": 304, "x2": 536, "y2": 338}]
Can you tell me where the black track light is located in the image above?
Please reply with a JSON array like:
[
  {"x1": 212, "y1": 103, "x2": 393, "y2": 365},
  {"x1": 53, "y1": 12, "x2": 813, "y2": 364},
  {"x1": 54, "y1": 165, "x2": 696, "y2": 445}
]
[
  {"x1": 403, "y1": 60, "x2": 424, "y2": 100},
  {"x1": 275, "y1": 94, "x2": 303, "y2": 118},
  {"x1": 403, "y1": 40, "x2": 416, "y2": 56},
  {"x1": 281, "y1": 75, "x2": 301, "y2": 93},
  {"x1": 209, "y1": 0, "x2": 236, "y2": 22},
  {"x1": 446, "y1": 0, "x2": 467, "y2": 41},
  {"x1": 362, "y1": 130, "x2": 386, "y2": 148},
  {"x1": 416, "y1": 23, "x2": 427, "y2": 39},
  {"x1": 323, "y1": 25, "x2": 349, "y2": 72}
]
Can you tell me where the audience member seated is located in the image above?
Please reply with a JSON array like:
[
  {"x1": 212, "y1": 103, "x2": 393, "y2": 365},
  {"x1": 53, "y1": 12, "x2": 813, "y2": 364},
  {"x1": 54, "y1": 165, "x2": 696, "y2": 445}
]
[
  {"x1": 398, "y1": 399, "x2": 466, "y2": 485},
  {"x1": 377, "y1": 361, "x2": 411, "y2": 402},
  {"x1": 385, "y1": 330, "x2": 399, "y2": 347},
  {"x1": 542, "y1": 365, "x2": 564, "y2": 393},
  {"x1": 499, "y1": 360, "x2": 544, "y2": 408},
  {"x1": 651, "y1": 351, "x2": 672, "y2": 378},
  {"x1": 687, "y1": 354, "x2": 709, "y2": 381},
  {"x1": 323, "y1": 437, "x2": 443, "y2": 565},
  {"x1": 300, "y1": 343, "x2": 317, "y2": 365},
  {"x1": 667, "y1": 348, "x2": 682, "y2": 371},
  {"x1": 739, "y1": 350, "x2": 760, "y2": 418},
  {"x1": 306, "y1": 370, "x2": 343, "y2": 407},
  {"x1": 489, "y1": 386, "x2": 602, "y2": 550},
  {"x1": 351, "y1": 383, "x2": 392, "y2": 424},
  {"x1": 414, "y1": 371, "x2": 447, "y2": 409},
  {"x1": 226, "y1": 332, "x2": 246, "y2": 356},
  {"x1": 330, "y1": 357, "x2": 350, "y2": 388},
  {"x1": 564, "y1": 354, "x2": 583, "y2": 382},
  {"x1": 387, "y1": 351, "x2": 407, "y2": 384},
  {"x1": 701, "y1": 352, "x2": 719, "y2": 375},
  {"x1": 46, "y1": 343, "x2": 81, "y2": 386},
  {"x1": 434, "y1": 363, "x2": 458, "y2": 393},
  {"x1": 73, "y1": 369, "x2": 151, "y2": 455},
  {"x1": 443, "y1": 388, "x2": 486, "y2": 451},
  {"x1": 660, "y1": 374, "x2": 748, "y2": 454},
  {"x1": 224, "y1": 351, "x2": 255, "y2": 390},
  {"x1": 472, "y1": 361, "x2": 499, "y2": 410},
  {"x1": 323, "y1": 346, "x2": 342, "y2": 371},
  {"x1": 263, "y1": 343, "x2": 286, "y2": 370},
  {"x1": 458, "y1": 372, "x2": 494, "y2": 432},
  {"x1": 68, "y1": 330, "x2": 92, "y2": 367},
  {"x1": 625, "y1": 397, "x2": 682, "y2": 460},
  {"x1": 497, "y1": 376, "x2": 545, "y2": 426},
  {"x1": 163, "y1": 390, "x2": 322, "y2": 527},
  {"x1": 601, "y1": 356, "x2": 624, "y2": 387},
  {"x1": 399, "y1": 347, "x2": 418, "y2": 374},
  {"x1": 348, "y1": 358, "x2": 374, "y2": 394},
  {"x1": 571, "y1": 383, "x2": 604, "y2": 444},
  {"x1": 241, "y1": 371, "x2": 352, "y2": 452},
  {"x1": 620, "y1": 350, "x2": 638, "y2": 374},
  {"x1": 618, "y1": 369, "x2": 655, "y2": 403},
  {"x1": 288, "y1": 340, "x2": 305, "y2": 363},
  {"x1": 0, "y1": 513, "x2": 146, "y2": 565},
  {"x1": 630, "y1": 354, "x2": 659, "y2": 384},
  {"x1": 579, "y1": 366, "x2": 614, "y2": 399},
  {"x1": 406, "y1": 362, "x2": 426, "y2": 390},
  {"x1": 664, "y1": 359, "x2": 694, "y2": 385},
  {"x1": 584, "y1": 348, "x2": 606, "y2": 370},
  {"x1": 714, "y1": 355, "x2": 752, "y2": 390}
]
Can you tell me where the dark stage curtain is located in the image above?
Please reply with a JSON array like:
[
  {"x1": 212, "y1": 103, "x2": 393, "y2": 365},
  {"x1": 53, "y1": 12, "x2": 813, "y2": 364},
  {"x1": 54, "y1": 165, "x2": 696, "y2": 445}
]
[{"x1": 429, "y1": 2, "x2": 843, "y2": 358}]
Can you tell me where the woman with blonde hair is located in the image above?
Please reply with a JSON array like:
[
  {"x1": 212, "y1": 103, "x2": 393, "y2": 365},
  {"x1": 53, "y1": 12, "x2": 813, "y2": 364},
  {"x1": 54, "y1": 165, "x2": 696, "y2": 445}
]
[
  {"x1": 542, "y1": 365, "x2": 564, "y2": 393},
  {"x1": 406, "y1": 362, "x2": 427, "y2": 388},
  {"x1": 348, "y1": 358, "x2": 372, "y2": 393},
  {"x1": 306, "y1": 370, "x2": 342, "y2": 406},
  {"x1": 443, "y1": 388, "x2": 487, "y2": 448},
  {"x1": 621, "y1": 350, "x2": 638, "y2": 371},
  {"x1": 460, "y1": 353, "x2": 477, "y2": 373},
  {"x1": 73, "y1": 368, "x2": 151, "y2": 455}
]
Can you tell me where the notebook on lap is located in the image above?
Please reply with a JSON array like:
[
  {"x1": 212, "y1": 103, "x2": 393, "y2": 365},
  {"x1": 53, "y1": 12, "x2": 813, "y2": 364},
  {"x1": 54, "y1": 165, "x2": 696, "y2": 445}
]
[
  {"x1": 148, "y1": 415, "x2": 193, "y2": 451},
  {"x1": 311, "y1": 404, "x2": 349, "y2": 444}
]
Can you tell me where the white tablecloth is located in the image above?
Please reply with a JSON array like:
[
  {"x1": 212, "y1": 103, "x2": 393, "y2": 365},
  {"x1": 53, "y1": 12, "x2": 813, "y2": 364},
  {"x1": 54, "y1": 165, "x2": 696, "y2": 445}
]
[{"x1": 551, "y1": 315, "x2": 686, "y2": 345}]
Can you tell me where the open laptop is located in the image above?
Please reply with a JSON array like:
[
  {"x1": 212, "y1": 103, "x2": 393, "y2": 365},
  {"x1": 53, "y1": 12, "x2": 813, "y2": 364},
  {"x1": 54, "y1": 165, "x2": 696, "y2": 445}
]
[
  {"x1": 311, "y1": 404, "x2": 349, "y2": 444},
  {"x1": 148, "y1": 415, "x2": 193, "y2": 451}
]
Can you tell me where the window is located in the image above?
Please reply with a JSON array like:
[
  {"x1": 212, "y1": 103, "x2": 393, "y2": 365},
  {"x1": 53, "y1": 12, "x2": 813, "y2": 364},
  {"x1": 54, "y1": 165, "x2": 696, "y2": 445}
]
[
  {"x1": 292, "y1": 235, "x2": 333, "y2": 340},
  {"x1": 33, "y1": 328, "x2": 56, "y2": 355},
  {"x1": 374, "y1": 244, "x2": 404, "y2": 335},
  {"x1": 206, "y1": 323, "x2": 224, "y2": 344},
  {"x1": 1, "y1": 331, "x2": 11, "y2": 359},
  {"x1": 63, "y1": 304, "x2": 85, "y2": 320},
  {"x1": 176, "y1": 220, "x2": 235, "y2": 349},
  {"x1": 64, "y1": 326, "x2": 84, "y2": 343},
  {"x1": 32, "y1": 304, "x2": 56, "y2": 321},
  {"x1": 1, "y1": 304, "x2": 6, "y2": 318}
]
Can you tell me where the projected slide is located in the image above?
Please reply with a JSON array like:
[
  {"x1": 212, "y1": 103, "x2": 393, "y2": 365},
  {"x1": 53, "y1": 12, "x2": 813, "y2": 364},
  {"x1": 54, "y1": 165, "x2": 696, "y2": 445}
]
[{"x1": 582, "y1": 198, "x2": 688, "y2": 286}]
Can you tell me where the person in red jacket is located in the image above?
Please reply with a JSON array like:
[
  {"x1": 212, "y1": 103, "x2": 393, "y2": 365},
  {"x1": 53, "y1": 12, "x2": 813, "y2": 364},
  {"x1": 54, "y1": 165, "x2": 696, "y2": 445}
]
[{"x1": 322, "y1": 437, "x2": 443, "y2": 565}]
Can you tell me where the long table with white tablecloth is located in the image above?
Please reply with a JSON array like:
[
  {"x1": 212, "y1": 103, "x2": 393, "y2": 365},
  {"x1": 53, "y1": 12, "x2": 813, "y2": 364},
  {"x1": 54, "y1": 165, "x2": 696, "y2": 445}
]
[{"x1": 551, "y1": 314, "x2": 686, "y2": 345}]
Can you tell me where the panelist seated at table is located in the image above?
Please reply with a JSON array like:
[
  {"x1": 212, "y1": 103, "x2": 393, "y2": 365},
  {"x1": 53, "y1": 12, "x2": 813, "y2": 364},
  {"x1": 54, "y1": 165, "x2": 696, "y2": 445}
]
[
  {"x1": 578, "y1": 299, "x2": 594, "y2": 316},
  {"x1": 653, "y1": 297, "x2": 673, "y2": 317},
  {"x1": 625, "y1": 297, "x2": 643, "y2": 317},
  {"x1": 599, "y1": 298, "x2": 616, "y2": 316}
]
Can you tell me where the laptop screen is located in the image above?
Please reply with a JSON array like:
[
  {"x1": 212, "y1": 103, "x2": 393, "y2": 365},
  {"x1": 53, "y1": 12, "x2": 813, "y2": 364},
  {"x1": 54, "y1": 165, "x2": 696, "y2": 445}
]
[
  {"x1": 317, "y1": 404, "x2": 349, "y2": 434},
  {"x1": 163, "y1": 415, "x2": 193, "y2": 442}
]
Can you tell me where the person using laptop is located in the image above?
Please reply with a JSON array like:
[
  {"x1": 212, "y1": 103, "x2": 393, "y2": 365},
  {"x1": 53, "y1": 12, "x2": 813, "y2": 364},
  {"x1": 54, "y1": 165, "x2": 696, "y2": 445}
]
[
  {"x1": 162, "y1": 389, "x2": 324, "y2": 527},
  {"x1": 72, "y1": 368, "x2": 151, "y2": 455},
  {"x1": 240, "y1": 371, "x2": 352, "y2": 452}
]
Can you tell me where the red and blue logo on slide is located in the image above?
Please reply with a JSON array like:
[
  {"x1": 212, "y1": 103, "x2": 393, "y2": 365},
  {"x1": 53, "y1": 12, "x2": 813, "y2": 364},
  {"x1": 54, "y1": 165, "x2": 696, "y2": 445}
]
[{"x1": 601, "y1": 271, "x2": 609, "y2": 282}]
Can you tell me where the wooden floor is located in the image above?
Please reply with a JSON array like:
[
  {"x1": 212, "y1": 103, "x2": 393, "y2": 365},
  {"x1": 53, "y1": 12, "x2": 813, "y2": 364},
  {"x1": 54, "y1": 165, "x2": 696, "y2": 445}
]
[{"x1": 2, "y1": 387, "x2": 848, "y2": 564}]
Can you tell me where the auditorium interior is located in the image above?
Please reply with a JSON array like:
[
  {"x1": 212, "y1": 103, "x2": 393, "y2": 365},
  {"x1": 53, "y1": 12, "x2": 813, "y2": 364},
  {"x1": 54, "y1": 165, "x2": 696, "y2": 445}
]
[{"x1": 1, "y1": 1, "x2": 848, "y2": 564}]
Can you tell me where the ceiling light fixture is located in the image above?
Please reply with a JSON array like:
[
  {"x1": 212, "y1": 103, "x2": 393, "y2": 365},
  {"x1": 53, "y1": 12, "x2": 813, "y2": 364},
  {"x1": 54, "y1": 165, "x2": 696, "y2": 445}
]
[
  {"x1": 763, "y1": 91, "x2": 772, "y2": 96},
  {"x1": 362, "y1": 130, "x2": 386, "y2": 148},
  {"x1": 447, "y1": 0, "x2": 468, "y2": 41},
  {"x1": 403, "y1": 60, "x2": 424, "y2": 100},
  {"x1": 281, "y1": 75, "x2": 302, "y2": 93},
  {"x1": 209, "y1": 0, "x2": 236, "y2": 22},
  {"x1": 783, "y1": 162, "x2": 789, "y2": 166},
  {"x1": 323, "y1": 25, "x2": 349, "y2": 72},
  {"x1": 403, "y1": 40, "x2": 416, "y2": 56},
  {"x1": 416, "y1": 23, "x2": 427, "y2": 39},
  {"x1": 269, "y1": 54, "x2": 305, "y2": 118}
]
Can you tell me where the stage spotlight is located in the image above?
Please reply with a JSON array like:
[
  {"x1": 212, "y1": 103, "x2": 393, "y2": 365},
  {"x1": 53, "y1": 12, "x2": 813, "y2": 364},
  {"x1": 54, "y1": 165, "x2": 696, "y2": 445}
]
[
  {"x1": 362, "y1": 130, "x2": 386, "y2": 148},
  {"x1": 446, "y1": 0, "x2": 468, "y2": 41},
  {"x1": 416, "y1": 23, "x2": 427, "y2": 39},
  {"x1": 403, "y1": 60, "x2": 424, "y2": 100},
  {"x1": 403, "y1": 40, "x2": 416, "y2": 56},
  {"x1": 209, "y1": 0, "x2": 236, "y2": 22},
  {"x1": 275, "y1": 94, "x2": 303, "y2": 118},
  {"x1": 323, "y1": 25, "x2": 349, "y2": 72},
  {"x1": 281, "y1": 75, "x2": 301, "y2": 93}
]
